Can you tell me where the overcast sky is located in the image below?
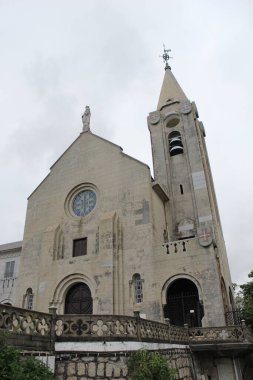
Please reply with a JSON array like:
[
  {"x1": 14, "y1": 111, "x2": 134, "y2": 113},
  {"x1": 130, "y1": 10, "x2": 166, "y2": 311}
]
[{"x1": 0, "y1": 0, "x2": 252, "y2": 285}]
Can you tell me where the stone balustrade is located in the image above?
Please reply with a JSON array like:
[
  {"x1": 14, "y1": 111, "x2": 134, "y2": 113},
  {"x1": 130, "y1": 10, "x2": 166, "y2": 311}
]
[
  {"x1": 163, "y1": 237, "x2": 197, "y2": 255},
  {"x1": 0, "y1": 304, "x2": 252, "y2": 352},
  {"x1": 188, "y1": 325, "x2": 253, "y2": 343},
  {"x1": 54, "y1": 314, "x2": 189, "y2": 344},
  {"x1": 0, "y1": 304, "x2": 51, "y2": 336}
]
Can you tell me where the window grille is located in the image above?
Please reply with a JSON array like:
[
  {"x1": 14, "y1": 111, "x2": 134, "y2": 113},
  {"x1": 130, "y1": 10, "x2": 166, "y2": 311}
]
[{"x1": 133, "y1": 274, "x2": 143, "y2": 303}]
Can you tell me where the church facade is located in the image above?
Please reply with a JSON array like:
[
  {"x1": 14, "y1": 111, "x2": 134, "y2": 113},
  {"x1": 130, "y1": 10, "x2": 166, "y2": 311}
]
[{"x1": 8, "y1": 62, "x2": 234, "y2": 331}]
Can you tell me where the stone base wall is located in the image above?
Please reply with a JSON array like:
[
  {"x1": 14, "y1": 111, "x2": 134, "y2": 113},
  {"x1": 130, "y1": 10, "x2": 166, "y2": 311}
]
[{"x1": 54, "y1": 348, "x2": 194, "y2": 380}]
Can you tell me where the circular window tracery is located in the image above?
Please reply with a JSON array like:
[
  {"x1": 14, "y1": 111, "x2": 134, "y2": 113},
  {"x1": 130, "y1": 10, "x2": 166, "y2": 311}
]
[
  {"x1": 72, "y1": 190, "x2": 96, "y2": 216},
  {"x1": 65, "y1": 184, "x2": 98, "y2": 218}
]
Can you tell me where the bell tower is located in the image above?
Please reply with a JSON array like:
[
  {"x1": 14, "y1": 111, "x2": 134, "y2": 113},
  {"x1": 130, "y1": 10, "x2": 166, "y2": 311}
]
[{"x1": 148, "y1": 49, "x2": 233, "y2": 326}]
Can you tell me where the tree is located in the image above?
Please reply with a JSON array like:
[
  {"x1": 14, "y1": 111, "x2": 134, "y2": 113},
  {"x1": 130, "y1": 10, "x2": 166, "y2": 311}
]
[
  {"x1": 128, "y1": 349, "x2": 177, "y2": 380},
  {"x1": 0, "y1": 334, "x2": 53, "y2": 380},
  {"x1": 240, "y1": 270, "x2": 253, "y2": 330},
  {"x1": 232, "y1": 283, "x2": 243, "y2": 309}
]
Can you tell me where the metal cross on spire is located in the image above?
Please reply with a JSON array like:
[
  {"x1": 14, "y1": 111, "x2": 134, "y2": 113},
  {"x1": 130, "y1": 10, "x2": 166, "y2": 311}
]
[{"x1": 160, "y1": 44, "x2": 172, "y2": 70}]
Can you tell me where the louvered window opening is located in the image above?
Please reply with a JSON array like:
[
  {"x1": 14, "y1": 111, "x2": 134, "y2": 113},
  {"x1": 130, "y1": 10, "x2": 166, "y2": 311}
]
[
  {"x1": 4, "y1": 261, "x2": 15, "y2": 278},
  {"x1": 169, "y1": 132, "x2": 184, "y2": 156},
  {"x1": 73, "y1": 238, "x2": 87, "y2": 257}
]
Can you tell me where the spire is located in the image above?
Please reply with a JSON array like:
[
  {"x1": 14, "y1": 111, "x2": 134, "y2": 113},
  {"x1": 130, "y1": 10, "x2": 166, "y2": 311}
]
[{"x1": 157, "y1": 47, "x2": 188, "y2": 110}]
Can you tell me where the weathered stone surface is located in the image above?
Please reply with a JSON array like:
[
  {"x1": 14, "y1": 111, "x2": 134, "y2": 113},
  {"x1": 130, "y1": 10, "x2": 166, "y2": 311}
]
[
  {"x1": 77, "y1": 362, "x2": 86, "y2": 376},
  {"x1": 113, "y1": 363, "x2": 122, "y2": 377},
  {"x1": 97, "y1": 357, "x2": 108, "y2": 362},
  {"x1": 56, "y1": 362, "x2": 65, "y2": 374},
  {"x1": 88, "y1": 362, "x2": 96, "y2": 377},
  {"x1": 67, "y1": 362, "x2": 76, "y2": 376},
  {"x1": 97, "y1": 362, "x2": 105, "y2": 377},
  {"x1": 52, "y1": 348, "x2": 198, "y2": 380},
  {"x1": 121, "y1": 363, "x2": 128, "y2": 376},
  {"x1": 105, "y1": 363, "x2": 113, "y2": 377},
  {"x1": 81, "y1": 357, "x2": 94, "y2": 362},
  {"x1": 54, "y1": 376, "x2": 64, "y2": 380},
  {"x1": 119, "y1": 357, "x2": 128, "y2": 376}
]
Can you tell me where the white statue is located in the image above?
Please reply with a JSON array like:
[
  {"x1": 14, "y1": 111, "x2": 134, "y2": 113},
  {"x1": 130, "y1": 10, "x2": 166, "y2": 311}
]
[{"x1": 82, "y1": 106, "x2": 91, "y2": 132}]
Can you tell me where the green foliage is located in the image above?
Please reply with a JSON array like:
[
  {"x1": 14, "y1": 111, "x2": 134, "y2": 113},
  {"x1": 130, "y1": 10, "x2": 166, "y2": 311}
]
[
  {"x1": 20, "y1": 357, "x2": 53, "y2": 380},
  {"x1": 232, "y1": 283, "x2": 244, "y2": 309},
  {"x1": 0, "y1": 333, "x2": 53, "y2": 380},
  {"x1": 240, "y1": 270, "x2": 253, "y2": 330},
  {"x1": 128, "y1": 349, "x2": 177, "y2": 380}
]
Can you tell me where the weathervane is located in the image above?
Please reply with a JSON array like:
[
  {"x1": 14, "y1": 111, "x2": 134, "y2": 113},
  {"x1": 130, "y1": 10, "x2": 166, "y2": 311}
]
[{"x1": 160, "y1": 44, "x2": 172, "y2": 70}]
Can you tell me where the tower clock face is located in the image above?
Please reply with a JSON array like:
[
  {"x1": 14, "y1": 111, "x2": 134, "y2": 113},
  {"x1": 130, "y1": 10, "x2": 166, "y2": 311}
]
[{"x1": 72, "y1": 190, "x2": 96, "y2": 216}]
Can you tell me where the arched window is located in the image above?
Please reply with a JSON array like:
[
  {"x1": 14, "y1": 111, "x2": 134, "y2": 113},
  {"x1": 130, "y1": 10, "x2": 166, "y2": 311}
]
[
  {"x1": 65, "y1": 283, "x2": 92, "y2": 314},
  {"x1": 133, "y1": 274, "x2": 143, "y2": 304},
  {"x1": 24, "y1": 288, "x2": 33, "y2": 310},
  {"x1": 168, "y1": 131, "x2": 184, "y2": 156},
  {"x1": 164, "y1": 279, "x2": 203, "y2": 327}
]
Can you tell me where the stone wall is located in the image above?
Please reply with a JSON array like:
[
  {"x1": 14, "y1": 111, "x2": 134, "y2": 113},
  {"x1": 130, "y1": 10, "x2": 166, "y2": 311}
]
[{"x1": 54, "y1": 348, "x2": 194, "y2": 380}]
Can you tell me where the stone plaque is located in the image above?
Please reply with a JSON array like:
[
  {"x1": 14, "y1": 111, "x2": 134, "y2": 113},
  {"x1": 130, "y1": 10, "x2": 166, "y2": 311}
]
[
  {"x1": 197, "y1": 226, "x2": 213, "y2": 247},
  {"x1": 149, "y1": 111, "x2": 160, "y2": 125},
  {"x1": 180, "y1": 102, "x2": 192, "y2": 115}
]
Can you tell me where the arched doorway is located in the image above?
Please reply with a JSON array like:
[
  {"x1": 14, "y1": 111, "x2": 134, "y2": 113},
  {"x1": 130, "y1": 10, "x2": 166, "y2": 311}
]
[
  {"x1": 65, "y1": 283, "x2": 92, "y2": 314},
  {"x1": 164, "y1": 278, "x2": 203, "y2": 327}
]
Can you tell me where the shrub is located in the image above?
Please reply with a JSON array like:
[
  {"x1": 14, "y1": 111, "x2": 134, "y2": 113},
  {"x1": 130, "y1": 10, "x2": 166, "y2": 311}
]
[
  {"x1": 0, "y1": 333, "x2": 53, "y2": 380},
  {"x1": 128, "y1": 349, "x2": 177, "y2": 380}
]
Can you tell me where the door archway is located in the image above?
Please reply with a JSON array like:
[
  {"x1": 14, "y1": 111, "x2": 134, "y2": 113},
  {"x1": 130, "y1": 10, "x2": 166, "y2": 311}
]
[
  {"x1": 164, "y1": 278, "x2": 203, "y2": 327},
  {"x1": 65, "y1": 283, "x2": 93, "y2": 314}
]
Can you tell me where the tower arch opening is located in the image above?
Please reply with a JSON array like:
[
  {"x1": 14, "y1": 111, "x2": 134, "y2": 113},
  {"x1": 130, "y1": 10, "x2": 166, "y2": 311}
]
[
  {"x1": 168, "y1": 131, "x2": 184, "y2": 156},
  {"x1": 65, "y1": 282, "x2": 93, "y2": 314},
  {"x1": 164, "y1": 278, "x2": 203, "y2": 327}
]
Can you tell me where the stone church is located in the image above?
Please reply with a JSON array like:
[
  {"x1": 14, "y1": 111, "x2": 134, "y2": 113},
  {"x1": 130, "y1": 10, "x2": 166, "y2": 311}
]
[{"x1": 3, "y1": 56, "x2": 233, "y2": 331}]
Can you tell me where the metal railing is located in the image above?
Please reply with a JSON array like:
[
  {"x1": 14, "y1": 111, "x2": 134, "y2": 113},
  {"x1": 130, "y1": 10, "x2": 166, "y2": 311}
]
[{"x1": 225, "y1": 310, "x2": 243, "y2": 326}]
